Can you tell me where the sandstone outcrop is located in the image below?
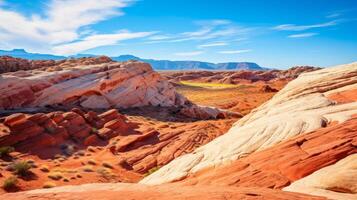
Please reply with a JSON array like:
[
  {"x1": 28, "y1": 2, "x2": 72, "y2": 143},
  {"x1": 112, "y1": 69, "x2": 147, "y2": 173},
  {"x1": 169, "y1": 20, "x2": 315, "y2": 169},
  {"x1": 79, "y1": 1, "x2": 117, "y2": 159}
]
[
  {"x1": 141, "y1": 62, "x2": 357, "y2": 185},
  {"x1": 0, "y1": 57, "x2": 231, "y2": 119},
  {"x1": 0, "y1": 56, "x2": 112, "y2": 73},
  {"x1": 0, "y1": 109, "x2": 130, "y2": 150},
  {"x1": 283, "y1": 153, "x2": 357, "y2": 200},
  {"x1": 177, "y1": 116, "x2": 357, "y2": 191},
  {"x1": 0, "y1": 183, "x2": 326, "y2": 200},
  {"x1": 161, "y1": 66, "x2": 320, "y2": 84}
]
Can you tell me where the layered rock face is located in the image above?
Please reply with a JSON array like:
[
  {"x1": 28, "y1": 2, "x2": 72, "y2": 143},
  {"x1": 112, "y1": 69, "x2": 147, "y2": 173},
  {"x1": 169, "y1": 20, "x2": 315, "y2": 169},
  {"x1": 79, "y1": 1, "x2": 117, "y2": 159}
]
[
  {"x1": 0, "y1": 183, "x2": 326, "y2": 200},
  {"x1": 0, "y1": 60, "x2": 185, "y2": 110},
  {"x1": 0, "y1": 57, "x2": 232, "y2": 119},
  {"x1": 177, "y1": 117, "x2": 357, "y2": 190},
  {"x1": 141, "y1": 62, "x2": 357, "y2": 185},
  {"x1": 0, "y1": 56, "x2": 112, "y2": 73},
  {"x1": 284, "y1": 153, "x2": 357, "y2": 200},
  {"x1": 0, "y1": 109, "x2": 130, "y2": 149},
  {"x1": 161, "y1": 66, "x2": 319, "y2": 84}
]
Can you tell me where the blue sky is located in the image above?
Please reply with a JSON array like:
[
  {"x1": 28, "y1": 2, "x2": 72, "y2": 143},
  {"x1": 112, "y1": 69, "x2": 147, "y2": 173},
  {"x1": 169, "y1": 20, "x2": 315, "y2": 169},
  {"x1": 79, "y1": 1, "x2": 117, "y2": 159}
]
[{"x1": 0, "y1": 0, "x2": 356, "y2": 68}]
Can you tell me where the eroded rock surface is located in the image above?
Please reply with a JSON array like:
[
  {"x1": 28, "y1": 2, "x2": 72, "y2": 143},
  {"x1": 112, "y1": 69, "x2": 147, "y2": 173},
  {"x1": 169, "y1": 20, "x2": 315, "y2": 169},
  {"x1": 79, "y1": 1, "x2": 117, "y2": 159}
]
[
  {"x1": 161, "y1": 66, "x2": 320, "y2": 84},
  {"x1": 141, "y1": 62, "x2": 357, "y2": 185},
  {"x1": 177, "y1": 116, "x2": 357, "y2": 190},
  {"x1": 284, "y1": 154, "x2": 357, "y2": 200},
  {"x1": 0, "y1": 109, "x2": 129, "y2": 149},
  {"x1": 0, "y1": 183, "x2": 326, "y2": 200},
  {"x1": 0, "y1": 57, "x2": 234, "y2": 119}
]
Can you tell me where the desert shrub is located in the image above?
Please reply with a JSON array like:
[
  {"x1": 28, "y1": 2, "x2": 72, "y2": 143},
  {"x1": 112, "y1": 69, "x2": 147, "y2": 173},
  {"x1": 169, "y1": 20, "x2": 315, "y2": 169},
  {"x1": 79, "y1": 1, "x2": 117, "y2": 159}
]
[
  {"x1": 40, "y1": 165, "x2": 50, "y2": 172},
  {"x1": 0, "y1": 146, "x2": 14, "y2": 157},
  {"x1": 82, "y1": 166, "x2": 94, "y2": 172},
  {"x1": 91, "y1": 127, "x2": 98, "y2": 133},
  {"x1": 12, "y1": 161, "x2": 31, "y2": 176},
  {"x1": 96, "y1": 167, "x2": 115, "y2": 180},
  {"x1": 43, "y1": 181, "x2": 56, "y2": 188},
  {"x1": 2, "y1": 176, "x2": 18, "y2": 191},
  {"x1": 102, "y1": 162, "x2": 114, "y2": 169},
  {"x1": 48, "y1": 172, "x2": 63, "y2": 180},
  {"x1": 87, "y1": 159, "x2": 97, "y2": 165}
]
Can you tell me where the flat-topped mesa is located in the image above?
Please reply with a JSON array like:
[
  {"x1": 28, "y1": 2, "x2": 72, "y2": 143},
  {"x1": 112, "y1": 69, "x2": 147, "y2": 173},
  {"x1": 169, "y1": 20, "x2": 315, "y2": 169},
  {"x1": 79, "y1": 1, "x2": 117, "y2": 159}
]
[{"x1": 141, "y1": 62, "x2": 357, "y2": 185}]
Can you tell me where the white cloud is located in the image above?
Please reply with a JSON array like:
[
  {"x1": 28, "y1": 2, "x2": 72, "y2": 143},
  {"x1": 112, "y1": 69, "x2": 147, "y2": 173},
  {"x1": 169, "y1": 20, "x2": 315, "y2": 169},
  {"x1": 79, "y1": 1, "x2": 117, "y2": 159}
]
[
  {"x1": 0, "y1": 0, "x2": 151, "y2": 54},
  {"x1": 147, "y1": 35, "x2": 173, "y2": 41},
  {"x1": 53, "y1": 30, "x2": 154, "y2": 55},
  {"x1": 198, "y1": 42, "x2": 228, "y2": 48},
  {"x1": 174, "y1": 51, "x2": 204, "y2": 56},
  {"x1": 273, "y1": 20, "x2": 337, "y2": 31},
  {"x1": 145, "y1": 20, "x2": 251, "y2": 44},
  {"x1": 326, "y1": 13, "x2": 340, "y2": 18},
  {"x1": 288, "y1": 32, "x2": 318, "y2": 38},
  {"x1": 218, "y1": 49, "x2": 252, "y2": 54}
]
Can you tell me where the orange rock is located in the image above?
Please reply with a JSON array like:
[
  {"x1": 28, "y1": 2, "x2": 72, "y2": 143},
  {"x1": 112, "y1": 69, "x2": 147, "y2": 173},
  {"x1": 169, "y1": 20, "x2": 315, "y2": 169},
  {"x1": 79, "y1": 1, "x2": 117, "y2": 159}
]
[
  {"x1": 0, "y1": 183, "x2": 326, "y2": 200},
  {"x1": 97, "y1": 127, "x2": 117, "y2": 139},
  {"x1": 3, "y1": 113, "x2": 26, "y2": 127},
  {"x1": 63, "y1": 112, "x2": 85, "y2": 126},
  {"x1": 104, "y1": 118, "x2": 129, "y2": 134},
  {"x1": 47, "y1": 111, "x2": 65, "y2": 123},
  {"x1": 51, "y1": 126, "x2": 69, "y2": 144},
  {"x1": 99, "y1": 109, "x2": 120, "y2": 123},
  {"x1": 27, "y1": 113, "x2": 49, "y2": 125},
  {"x1": 179, "y1": 117, "x2": 357, "y2": 189},
  {"x1": 16, "y1": 133, "x2": 56, "y2": 150},
  {"x1": 83, "y1": 134, "x2": 102, "y2": 146}
]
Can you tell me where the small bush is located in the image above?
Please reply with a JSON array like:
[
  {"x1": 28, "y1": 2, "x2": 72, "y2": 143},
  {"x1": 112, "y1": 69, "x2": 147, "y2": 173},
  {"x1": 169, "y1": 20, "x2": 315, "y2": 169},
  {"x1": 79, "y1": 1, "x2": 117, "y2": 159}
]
[
  {"x1": 2, "y1": 176, "x2": 18, "y2": 191},
  {"x1": 82, "y1": 166, "x2": 94, "y2": 172},
  {"x1": 87, "y1": 159, "x2": 97, "y2": 165},
  {"x1": 0, "y1": 146, "x2": 14, "y2": 157},
  {"x1": 43, "y1": 181, "x2": 56, "y2": 188},
  {"x1": 40, "y1": 165, "x2": 50, "y2": 172},
  {"x1": 102, "y1": 162, "x2": 114, "y2": 169},
  {"x1": 12, "y1": 161, "x2": 31, "y2": 176},
  {"x1": 96, "y1": 167, "x2": 115, "y2": 180},
  {"x1": 48, "y1": 172, "x2": 63, "y2": 180}
]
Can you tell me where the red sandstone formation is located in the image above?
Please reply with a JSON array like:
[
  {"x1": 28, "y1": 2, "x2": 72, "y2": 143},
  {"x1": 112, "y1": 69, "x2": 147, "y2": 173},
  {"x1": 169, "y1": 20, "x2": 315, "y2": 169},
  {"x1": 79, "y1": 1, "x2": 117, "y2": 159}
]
[
  {"x1": 161, "y1": 66, "x2": 320, "y2": 84},
  {"x1": 0, "y1": 183, "x2": 326, "y2": 200},
  {"x1": 178, "y1": 116, "x2": 357, "y2": 189},
  {"x1": 0, "y1": 109, "x2": 130, "y2": 150},
  {"x1": 0, "y1": 56, "x2": 112, "y2": 73}
]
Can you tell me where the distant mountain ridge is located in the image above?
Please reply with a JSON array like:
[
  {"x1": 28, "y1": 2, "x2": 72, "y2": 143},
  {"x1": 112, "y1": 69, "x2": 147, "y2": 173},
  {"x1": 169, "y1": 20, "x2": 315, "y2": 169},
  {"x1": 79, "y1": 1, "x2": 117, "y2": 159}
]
[
  {"x1": 0, "y1": 49, "x2": 66, "y2": 60},
  {"x1": 0, "y1": 49, "x2": 269, "y2": 71}
]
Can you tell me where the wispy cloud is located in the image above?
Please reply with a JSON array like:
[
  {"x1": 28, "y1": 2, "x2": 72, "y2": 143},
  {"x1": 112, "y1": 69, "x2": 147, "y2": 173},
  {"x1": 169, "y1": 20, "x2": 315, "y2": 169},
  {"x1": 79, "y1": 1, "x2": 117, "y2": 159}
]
[
  {"x1": 53, "y1": 30, "x2": 154, "y2": 55},
  {"x1": 174, "y1": 51, "x2": 203, "y2": 56},
  {"x1": 0, "y1": 0, "x2": 154, "y2": 54},
  {"x1": 326, "y1": 13, "x2": 340, "y2": 18},
  {"x1": 288, "y1": 32, "x2": 318, "y2": 38},
  {"x1": 147, "y1": 35, "x2": 173, "y2": 41},
  {"x1": 218, "y1": 49, "x2": 252, "y2": 54},
  {"x1": 273, "y1": 20, "x2": 337, "y2": 31},
  {"x1": 197, "y1": 42, "x2": 228, "y2": 48},
  {"x1": 145, "y1": 20, "x2": 251, "y2": 44}
]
